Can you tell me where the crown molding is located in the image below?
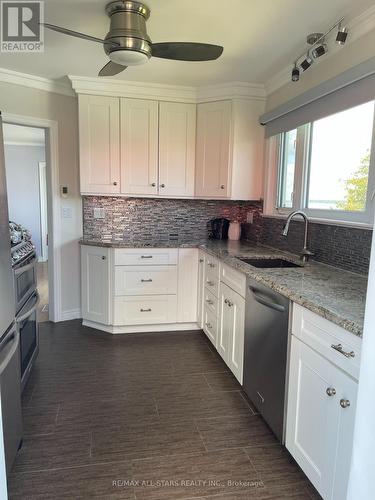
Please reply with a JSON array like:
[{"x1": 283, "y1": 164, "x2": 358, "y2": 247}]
[
  {"x1": 264, "y1": 3, "x2": 375, "y2": 96},
  {"x1": 69, "y1": 76, "x2": 266, "y2": 102},
  {"x1": 0, "y1": 67, "x2": 74, "y2": 97}
]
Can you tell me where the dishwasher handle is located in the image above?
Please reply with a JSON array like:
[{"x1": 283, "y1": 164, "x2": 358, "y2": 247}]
[{"x1": 249, "y1": 286, "x2": 286, "y2": 313}]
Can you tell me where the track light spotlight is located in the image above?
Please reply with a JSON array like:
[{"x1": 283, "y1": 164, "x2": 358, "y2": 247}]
[
  {"x1": 300, "y1": 56, "x2": 313, "y2": 72},
  {"x1": 311, "y1": 43, "x2": 328, "y2": 59},
  {"x1": 291, "y1": 64, "x2": 300, "y2": 82},
  {"x1": 336, "y1": 24, "x2": 348, "y2": 45}
]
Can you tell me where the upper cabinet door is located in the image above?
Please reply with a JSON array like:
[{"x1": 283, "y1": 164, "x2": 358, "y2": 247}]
[
  {"x1": 120, "y1": 98, "x2": 158, "y2": 196},
  {"x1": 79, "y1": 95, "x2": 120, "y2": 194},
  {"x1": 195, "y1": 101, "x2": 231, "y2": 198},
  {"x1": 159, "y1": 102, "x2": 196, "y2": 197}
]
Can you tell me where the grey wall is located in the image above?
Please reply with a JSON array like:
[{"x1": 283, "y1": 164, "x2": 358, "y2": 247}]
[{"x1": 4, "y1": 144, "x2": 45, "y2": 257}]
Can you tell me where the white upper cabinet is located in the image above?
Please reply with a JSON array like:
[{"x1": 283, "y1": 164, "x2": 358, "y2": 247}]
[
  {"x1": 159, "y1": 102, "x2": 196, "y2": 197},
  {"x1": 195, "y1": 99, "x2": 265, "y2": 200},
  {"x1": 120, "y1": 98, "x2": 159, "y2": 196},
  {"x1": 79, "y1": 95, "x2": 120, "y2": 194},
  {"x1": 195, "y1": 100, "x2": 231, "y2": 198}
]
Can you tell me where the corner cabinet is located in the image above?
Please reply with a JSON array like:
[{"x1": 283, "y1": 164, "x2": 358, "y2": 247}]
[
  {"x1": 286, "y1": 304, "x2": 361, "y2": 500},
  {"x1": 79, "y1": 95, "x2": 120, "y2": 194},
  {"x1": 78, "y1": 93, "x2": 264, "y2": 200},
  {"x1": 195, "y1": 99, "x2": 265, "y2": 200}
]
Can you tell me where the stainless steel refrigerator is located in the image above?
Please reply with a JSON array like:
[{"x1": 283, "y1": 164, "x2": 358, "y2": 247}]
[{"x1": 0, "y1": 113, "x2": 23, "y2": 475}]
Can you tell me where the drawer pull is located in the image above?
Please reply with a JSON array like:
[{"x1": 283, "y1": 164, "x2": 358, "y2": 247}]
[
  {"x1": 331, "y1": 343, "x2": 355, "y2": 358},
  {"x1": 141, "y1": 279, "x2": 153, "y2": 283},
  {"x1": 208, "y1": 263, "x2": 216, "y2": 268},
  {"x1": 205, "y1": 322, "x2": 212, "y2": 329},
  {"x1": 141, "y1": 255, "x2": 153, "y2": 259},
  {"x1": 340, "y1": 399, "x2": 351, "y2": 409},
  {"x1": 140, "y1": 308, "x2": 152, "y2": 312},
  {"x1": 206, "y1": 280, "x2": 214, "y2": 286},
  {"x1": 326, "y1": 387, "x2": 336, "y2": 397},
  {"x1": 206, "y1": 299, "x2": 214, "y2": 305},
  {"x1": 199, "y1": 259, "x2": 204, "y2": 263}
]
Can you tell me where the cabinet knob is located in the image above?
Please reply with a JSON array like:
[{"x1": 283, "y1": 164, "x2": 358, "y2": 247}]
[
  {"x1": 113, "y1": 181, "x2": 118, "y2": 186},
  {"x1": 340, "y1": 399, "x2": 351, "y2": 409},
  {"x1": 209, "y1": 263, "x2": 215, "y2": 268},
  {"x1": 101, "y1": 256, "x2": 106, "y2": 260},
  {"x1": 151, "y1": 183, "x2": 156, "y2": 187},
  {"x1": 220, "y1": 185, "x2": 225, "y2": 189},
  {"x1": 160, "y1": 183, "x2": 165, "y2": 188},
  {"x1": 224, "y1": 298, "x2": 228, "y2": 304},
  {"x1": 206, "y1": 299, "x2": 214, "y2": 305},
  {"x1": 326, "y1": 387, "x2": 336, "y2": 397},
  {"x1": 199, "y1": 259, "x2": 204, "y2": 263},
  {"x1": 206, "y1": 280, "x2": 214, "y2": 286},
  {"x1": 228, "y1": 300, "x2": 233, "y2": 307},
  {"x1": 205, "y1": 322, "x2": 212, "y2": 329}
]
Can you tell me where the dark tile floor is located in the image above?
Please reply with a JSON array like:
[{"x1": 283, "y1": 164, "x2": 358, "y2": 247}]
[{"x1": 8, "y1": 320, "x2": 321, "y2": 499}]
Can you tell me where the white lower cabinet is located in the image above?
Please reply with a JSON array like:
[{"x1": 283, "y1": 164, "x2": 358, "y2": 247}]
[
  {"x1": 81, "y1": 246, "x2": 111, "y2": 325},
  {"x1": 218, "y1": 282, "x2": 245, "y2": 384},
  {"x1": 197, "y1": 251, "x2": 206, "y2": 328},
  {"x1": 286, "y1": 306, "x2": 360, "y2": 500}
]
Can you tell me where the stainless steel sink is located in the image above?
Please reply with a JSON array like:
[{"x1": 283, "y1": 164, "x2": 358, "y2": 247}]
[{"x1": 237, "y1": 257, "x2": 302, "y2": 268}]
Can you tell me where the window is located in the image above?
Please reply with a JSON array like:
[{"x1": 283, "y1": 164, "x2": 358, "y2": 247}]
[{"x1": 273, "y1": 101, "x2": 375, "y2": 224}]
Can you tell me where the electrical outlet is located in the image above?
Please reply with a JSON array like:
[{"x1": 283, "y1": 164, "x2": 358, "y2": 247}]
[
  {"x1": 247, "y1": 212, "x2": 254, "y2": 224},
  {"x1": 93, "y1": 208, "x2": 105, "y2": 219},
  {"x1": 61, "y1": 206, "x2": 72, "y2": 219}
]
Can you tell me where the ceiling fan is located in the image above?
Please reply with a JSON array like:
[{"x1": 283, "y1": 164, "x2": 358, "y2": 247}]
[{"x1": 43, "y1": 0, "x2": 224, "y2": 77}]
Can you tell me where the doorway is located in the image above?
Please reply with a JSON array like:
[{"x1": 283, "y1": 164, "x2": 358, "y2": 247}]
[{"x1": 3, "y1": 123, "x2": 50, "y2": 322}]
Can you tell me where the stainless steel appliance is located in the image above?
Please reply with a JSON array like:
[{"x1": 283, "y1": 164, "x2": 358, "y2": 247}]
[
  {"x1": 0, "y1": 113, "x2": 23, "y2": 474},
  {"x1": 16, "y1": 291, "x2": 39, "y2": 391},
  {"x1": 12, "y1": 245, "x2": 37, "y2": 314},
  {"x1": 243, "y1": 277, "x2": 290, "y2": 442}
]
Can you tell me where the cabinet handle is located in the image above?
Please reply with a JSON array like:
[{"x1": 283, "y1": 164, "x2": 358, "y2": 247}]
[
  {"x1": 160, "y1": 184, "x2": 165, "y2": 188},
  {"x1": 140, "y1": 308, "x2": 152, "y2": 312},
  {"x1": 205, "y1": 322, "x2": 212, "y2": 329},
  {"x1": 224, "y1": 298, "x2": 228, "y2": 304},
  {"x1": 141, "y1": 255, "x2": 153, "y2": 259},
  {"x1": 340, "y1": 399, "x2": 351, "y2": 408},
  {"x1": 113, "y1": 181, "x2": 118, "y2": 186},
  {"x1": 102, "y1": 256, "x2": 106, "y2": 260},
  {"x1": 326, "y1": 387, "x2": 336, "y2": 397},
  {"x1": 151, "y1": 182, "x2": 156, "y2": 187},
  {"x1": 206, "y1": 299, "x2": 214, "y2": 305},
  {"x1": 206, "y1": 280, "x2": 214, "y2": 286},
  {"x1": 331, "y1": 344, "x2": 355, "y2": 358},
  {"x1": 141, "y1": 279, "x2": 153, "y2": 282},
  {"x1": 208, "y1": 262, "x2": 215, "y2": 268},
  {"x1": 220, "y1": 185, "x2": 225, "y2": 189},
  {"x1": 199, "y1": 259, "x2": 204, "y2": 263},
  {"x1": 228, "y1": 300, "x2": 233, "y2": 307}
]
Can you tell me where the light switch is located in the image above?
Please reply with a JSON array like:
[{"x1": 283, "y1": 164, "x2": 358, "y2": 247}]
[
  {"x1": 61, "y1": 206, "x2": 72, "y2": 219},
  {"x1": 93, "y1": 208, "x2": 105, "y2": 219}
]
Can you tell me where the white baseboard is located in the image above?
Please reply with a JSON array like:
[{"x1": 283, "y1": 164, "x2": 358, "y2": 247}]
[
  {"x1": 60, "y1": 309, "x2": 82, "y2": 321},
  {"x1": 82, "y1": 320, "x2": 200, "y2": 335}
]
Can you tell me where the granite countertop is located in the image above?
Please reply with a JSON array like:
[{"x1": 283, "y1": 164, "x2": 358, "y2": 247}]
[{"x1": 80, "y1": 238, "x2": 367, "y2": 337}]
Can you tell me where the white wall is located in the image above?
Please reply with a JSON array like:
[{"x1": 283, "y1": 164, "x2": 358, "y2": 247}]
[
  {"x1": 347, "y1": 226, "x2": 375, "y2": 500},
  {"x1": 0, "y1": 81, "x2": 81, "y2": 319},
  {"x1": 4, "y1": 144, "x2": 45, "y2": 257}
]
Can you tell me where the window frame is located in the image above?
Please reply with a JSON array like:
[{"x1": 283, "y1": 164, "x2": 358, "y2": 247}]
[{"x1": 267, "y1": 102, "x2": 375, "y2": 227}]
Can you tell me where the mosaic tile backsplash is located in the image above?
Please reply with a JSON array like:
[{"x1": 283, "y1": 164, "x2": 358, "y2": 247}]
[
  {"x1": 83, "y1": 196, "x2": 262, "y2": 244},
  {"x1": 83, "y1": 196, "x2": 372, "y2": 275}
]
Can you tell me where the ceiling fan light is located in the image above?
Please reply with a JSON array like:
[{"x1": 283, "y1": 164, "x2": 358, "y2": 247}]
[{"x1": 109, "y1": 49, "x2": 149, "y2": 65}]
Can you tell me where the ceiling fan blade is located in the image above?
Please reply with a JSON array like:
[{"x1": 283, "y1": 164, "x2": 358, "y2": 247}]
[
  {"x1": 42, "y1": 23, "x2": 118, "y2": 46},
  {"x1": 152, "y1": 42, "x2": 223, "y2": 61},
  {"x1": 98, "y1": 61, "x2": 127, "y2": 77}
]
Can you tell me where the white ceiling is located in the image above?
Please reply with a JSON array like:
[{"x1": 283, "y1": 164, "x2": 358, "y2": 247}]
[
  {"x1": 3, "y1": 123, "x2": 45, "y2": 146},
  {"x1": 0, "y1": 0, "x2": 373, "y2": 86}
]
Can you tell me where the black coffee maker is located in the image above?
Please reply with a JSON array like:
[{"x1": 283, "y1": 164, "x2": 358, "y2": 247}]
[{"x1": 209, "y1": 218, "x2": 230, "y2": 239}]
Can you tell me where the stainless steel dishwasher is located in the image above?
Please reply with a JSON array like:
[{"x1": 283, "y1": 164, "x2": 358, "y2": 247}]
[{"x1": 243, "y1": 277, "x2": 290, "y2": 443}]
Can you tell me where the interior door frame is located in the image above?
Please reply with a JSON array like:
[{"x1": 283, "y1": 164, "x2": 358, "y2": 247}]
[
  {"x1": 38, "y1": 161, "x2": 48, "y2": 262},
  {"x1": 3, "y1": 113, "x2": 61, "y2": 322}
]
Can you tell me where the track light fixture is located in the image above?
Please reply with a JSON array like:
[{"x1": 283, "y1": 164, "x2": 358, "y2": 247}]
[
  {"x1": 290, "y1": 17, "x2": 348, "y2": 82},
  {"x1": 291, "y1": 64, "x2": 300, "y2": 82},
  {"x1": 336, "y1": 24, "x2": 348, "y2": 45}
]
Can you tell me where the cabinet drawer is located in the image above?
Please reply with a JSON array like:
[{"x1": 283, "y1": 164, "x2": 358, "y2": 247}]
[
  {"x1": 115, "y1": 266, "x2": 177, "y2": 296},
  {"x1": 204, "y1": 254, "x2": 220, "y2": 280},
  {"x1": 203, "y1": 287, "x2": 218, "y2": 316},
  {"x1": 114, "y1": 248, "x2": 178, "y2": 266},
  {"x1": 204, "y1": 273, "x2": 219, "y2": 297},
  {"x1": 203, "y1": 308, "x2": 217, "y2": 347},
  {"x1": 114, "y1": 295, "x2": 177, "y2": 325},
  {"x1": 292, "y1": 304, "x2": 362, "y2": 380},
  {"x1": 220, "y1": 263, "x2": 246, "y2": 298}
]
